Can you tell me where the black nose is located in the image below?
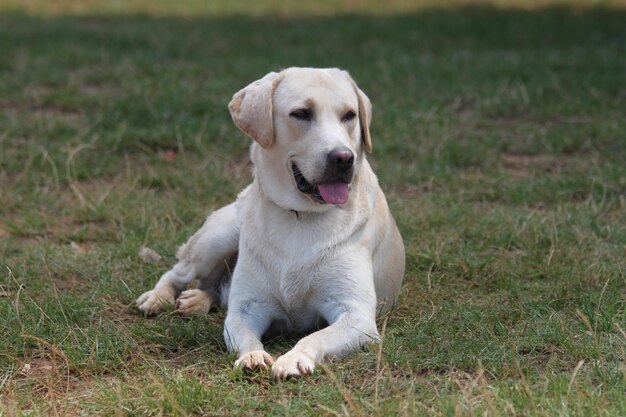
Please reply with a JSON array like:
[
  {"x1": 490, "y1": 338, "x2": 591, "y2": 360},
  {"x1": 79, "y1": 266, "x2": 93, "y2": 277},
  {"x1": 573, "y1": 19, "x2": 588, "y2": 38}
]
[{"x1": 327, "y1": 147, "x2": 354, "y2": 171}]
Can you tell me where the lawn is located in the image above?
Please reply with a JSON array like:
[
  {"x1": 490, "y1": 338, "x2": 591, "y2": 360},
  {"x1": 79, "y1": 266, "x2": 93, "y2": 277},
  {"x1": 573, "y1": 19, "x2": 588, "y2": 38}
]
[{"x1": 0, "y1": 1, "x2": 625, "y2": 415}]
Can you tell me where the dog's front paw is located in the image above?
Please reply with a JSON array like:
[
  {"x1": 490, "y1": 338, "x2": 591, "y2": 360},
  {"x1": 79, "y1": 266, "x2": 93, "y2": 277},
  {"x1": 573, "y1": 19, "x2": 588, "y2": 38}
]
[
  {"x1": 176, "y1": 289, "x2": 213, "y2": 315},
  {"x1": 234, "y1": 350, "x2": 274, "y2": 371},
  {"x1": 272, "y1": 351, "x2": 316, "y2": 381},
  {"x1": 136, "y1": 288, "x2": 176, "y2": 315}
]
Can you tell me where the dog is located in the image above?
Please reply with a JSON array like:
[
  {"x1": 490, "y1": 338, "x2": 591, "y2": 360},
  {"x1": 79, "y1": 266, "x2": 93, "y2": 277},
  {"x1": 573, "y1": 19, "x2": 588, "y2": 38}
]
[{"x1": 136, "y1": 67, "x2": 405, "y2": 380}]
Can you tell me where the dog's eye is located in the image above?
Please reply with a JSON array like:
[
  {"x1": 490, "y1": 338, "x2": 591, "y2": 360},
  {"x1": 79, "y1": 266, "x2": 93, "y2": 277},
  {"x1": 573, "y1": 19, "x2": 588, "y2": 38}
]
[
  {"x1": 290, "y1": 109, "x2": 312, "y2": 121},
  {"x1": 342, "y1": 110, "x2": 357, "y2": 122}
]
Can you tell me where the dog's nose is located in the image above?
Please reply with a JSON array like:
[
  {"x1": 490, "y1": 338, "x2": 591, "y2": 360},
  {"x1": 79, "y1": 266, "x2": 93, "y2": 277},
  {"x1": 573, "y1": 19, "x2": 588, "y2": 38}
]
[{"x1": 327, "y1": 147, "x2": 354, "y2": 171}]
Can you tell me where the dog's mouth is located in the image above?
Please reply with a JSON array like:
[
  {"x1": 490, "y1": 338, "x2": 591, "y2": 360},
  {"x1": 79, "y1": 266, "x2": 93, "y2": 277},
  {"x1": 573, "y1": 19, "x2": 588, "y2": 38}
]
[{"x1": 292, "y1": 164, "x2": 350, "y2": 205}]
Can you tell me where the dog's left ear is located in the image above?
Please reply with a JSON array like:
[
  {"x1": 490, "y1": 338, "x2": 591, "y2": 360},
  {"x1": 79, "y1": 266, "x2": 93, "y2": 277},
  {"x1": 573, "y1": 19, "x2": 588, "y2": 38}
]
[
  {"x1": 344, "y1": 72, "x2": 373, "y2": 153},
  {"x1": 229, "y1": 71, "x2": 283, "y2": 148}
]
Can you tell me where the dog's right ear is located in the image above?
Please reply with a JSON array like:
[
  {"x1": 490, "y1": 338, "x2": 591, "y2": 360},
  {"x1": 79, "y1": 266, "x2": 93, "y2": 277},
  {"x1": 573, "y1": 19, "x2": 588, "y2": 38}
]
[{"x1": 228, "y1": 71, "x2": 282, "y2": 148}]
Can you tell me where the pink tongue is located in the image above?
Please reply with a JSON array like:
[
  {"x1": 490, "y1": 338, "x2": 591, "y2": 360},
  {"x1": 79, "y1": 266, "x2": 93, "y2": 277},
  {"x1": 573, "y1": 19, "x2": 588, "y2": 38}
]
[{"x1": 318, "y1": 182, "x2": 349, "y2": 205}]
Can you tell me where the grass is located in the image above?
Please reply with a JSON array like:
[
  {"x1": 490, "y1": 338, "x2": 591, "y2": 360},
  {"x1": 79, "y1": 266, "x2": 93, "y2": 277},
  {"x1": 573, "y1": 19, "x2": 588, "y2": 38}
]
[{"x1": 0, "y1": 0, "x2": 625, "y2": 415}]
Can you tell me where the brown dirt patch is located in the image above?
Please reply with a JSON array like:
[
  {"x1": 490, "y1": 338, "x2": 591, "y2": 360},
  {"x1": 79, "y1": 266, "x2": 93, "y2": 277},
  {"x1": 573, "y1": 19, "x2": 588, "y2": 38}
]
[
  {"x1": 501, "y1": 153, "x2": 569, "y2": 177},
  {"x1": 3, "y1": 362, "x2": 97, "y2": 416},
  {"x1": 6, "y1": 214, "x2": 113, "y2": 244},
  {"x1": 0, "y1": 100, "x2": 81, "y2": 116},
  {"x1": 50, "y1": 273, "x2": 87, "y2": 292}
]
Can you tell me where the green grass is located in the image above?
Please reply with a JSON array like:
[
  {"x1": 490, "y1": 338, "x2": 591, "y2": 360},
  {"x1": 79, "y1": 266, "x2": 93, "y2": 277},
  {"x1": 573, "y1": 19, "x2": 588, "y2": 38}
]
[{"x1": 1, "y1": 1, "x2": 625, "y2": 415}]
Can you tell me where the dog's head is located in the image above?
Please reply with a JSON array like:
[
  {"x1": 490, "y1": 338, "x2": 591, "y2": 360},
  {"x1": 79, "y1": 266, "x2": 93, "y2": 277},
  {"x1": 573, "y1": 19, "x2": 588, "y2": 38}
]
[{"x1": 229, "y1": 67, "x2": 372, "y2": 212}]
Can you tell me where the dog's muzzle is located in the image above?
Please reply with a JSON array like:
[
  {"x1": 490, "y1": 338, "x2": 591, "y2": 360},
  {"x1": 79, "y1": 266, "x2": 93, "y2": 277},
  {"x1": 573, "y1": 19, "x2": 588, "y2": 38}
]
[{"x1": 292, "y1": 147, "x2": 354, "y2": 205}]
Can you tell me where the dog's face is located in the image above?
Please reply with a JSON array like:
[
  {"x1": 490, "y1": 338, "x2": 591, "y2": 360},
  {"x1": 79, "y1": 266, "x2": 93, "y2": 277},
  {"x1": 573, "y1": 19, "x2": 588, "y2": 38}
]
[{"x1": 229, "y1": 67, "x2": 372, "y2": 212}]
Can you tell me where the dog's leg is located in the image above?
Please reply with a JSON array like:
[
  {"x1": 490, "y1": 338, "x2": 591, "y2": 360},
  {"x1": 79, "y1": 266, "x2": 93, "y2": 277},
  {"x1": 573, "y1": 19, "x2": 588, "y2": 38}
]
[
  {"x1": 136, "y1": 202, "x2": 239, "y2": 315},
  {"x1": 223, "y1": 257, "x2": 282, "y2": 371},
  {"x1": 175, "y1": 257, "x2": 232, "y2": 315},
  {"x1": 224, "y1": 298, "x2": 279, "y2": 371},
  {"x1": 272, "y1": 304, "x2": 379, "y2": 381},
  {"x1": 272, "y1": 262, "x2": 379, "y2": 381}
]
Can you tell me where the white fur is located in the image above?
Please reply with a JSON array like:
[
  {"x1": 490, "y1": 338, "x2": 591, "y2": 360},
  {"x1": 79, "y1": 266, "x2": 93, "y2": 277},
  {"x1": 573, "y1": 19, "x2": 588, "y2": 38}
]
[{"x1": 136, "y1": 67, "x2": 405, "y2": 380}]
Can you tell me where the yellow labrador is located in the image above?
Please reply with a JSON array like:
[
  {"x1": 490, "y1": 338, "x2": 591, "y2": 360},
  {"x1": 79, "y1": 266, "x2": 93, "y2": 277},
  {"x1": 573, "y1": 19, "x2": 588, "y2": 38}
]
[{"x1": 136, "y1": 67, "x2": 405, "y2": 380}]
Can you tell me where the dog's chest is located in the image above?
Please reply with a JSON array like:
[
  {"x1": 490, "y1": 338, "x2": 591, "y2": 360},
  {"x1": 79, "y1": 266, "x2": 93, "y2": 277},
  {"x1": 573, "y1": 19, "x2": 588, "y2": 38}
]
[
  {"x1": 275, "y1": 264, "x2": 328, "y2": 331},
  {"x1": 262, "y1": 238, "x2": 328, "y2": 303},
  {"x1": 244, "y1": 205, "x2": 344, "y2": 274},
  {"x1": 239, "y1": 191, "x2": 359, "y2": 326},
  {"x1": 244, "y1": 218, "x2": 339, "y2": 314}
]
